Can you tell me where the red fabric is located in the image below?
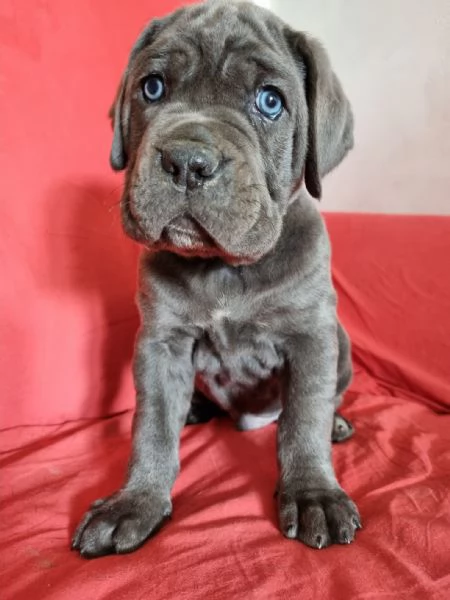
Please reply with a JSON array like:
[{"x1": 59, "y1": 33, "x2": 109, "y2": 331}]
[
  {"x1": 2, "y1": 1, "x2": 450, "y2": 599},
  {"x1": 2, "y1": 374, "x2": 450, "y2": 599},
  {"x1": 330, "y1": 214, "x2": 450, "y2": 413}
]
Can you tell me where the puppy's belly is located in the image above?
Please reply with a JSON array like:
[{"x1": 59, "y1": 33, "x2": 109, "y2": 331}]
[{"x1": 193, "y1": 332, "x2": 284, "y2": 431}]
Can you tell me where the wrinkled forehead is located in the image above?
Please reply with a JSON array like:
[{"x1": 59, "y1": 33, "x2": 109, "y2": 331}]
[{"x1": 129, "y1": 3, "x2": 298, "y2": 94}]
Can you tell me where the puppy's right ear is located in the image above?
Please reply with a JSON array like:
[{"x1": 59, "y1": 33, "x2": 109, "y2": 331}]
[
  {"x1": 109, "y1": 75, "x2": 129, "y2": 171},
  {"x1": 108, "y1": 17, "x2": 171, "y2": 171}
]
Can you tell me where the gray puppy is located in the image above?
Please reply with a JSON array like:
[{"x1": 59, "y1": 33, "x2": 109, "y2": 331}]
[{"x1": 73, "y1": 0, "x2": 360, "y2": 558}]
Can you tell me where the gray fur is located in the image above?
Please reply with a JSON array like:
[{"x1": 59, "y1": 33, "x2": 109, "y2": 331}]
[{"x1": 72, "y1": 0, "x2": 360, "y2": 558}]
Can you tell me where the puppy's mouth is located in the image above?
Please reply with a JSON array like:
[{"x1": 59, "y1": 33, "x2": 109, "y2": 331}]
[{"x1": 160, "y1": 214, "x2": 218, "y2": 255}]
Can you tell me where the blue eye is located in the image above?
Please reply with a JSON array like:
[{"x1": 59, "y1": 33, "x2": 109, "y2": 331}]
[
  {"x1": 142, "y1": 75, "x2": 165, "y2": 102},
  {"x1": 256, "y1": 87, "x2": 284, "y2": 119}
]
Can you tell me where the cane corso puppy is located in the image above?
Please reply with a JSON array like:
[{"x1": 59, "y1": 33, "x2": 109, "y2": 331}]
[{"x1": 72, "y1": 0, "x2": 360, "y2": 558}]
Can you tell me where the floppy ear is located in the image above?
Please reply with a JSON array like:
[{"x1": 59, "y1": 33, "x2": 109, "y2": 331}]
[
  {"x1": 109, "y1": 75, "x2": 129, "y2": 171},
  {"x1": 286, "y1": 30, "x2": 354, "y2": 199},
  {"x1": 108, "y1": 18, "x2": 170, "y2": 171}
]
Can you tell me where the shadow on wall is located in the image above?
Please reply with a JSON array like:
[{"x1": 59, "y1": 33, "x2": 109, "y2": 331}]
[{"x1": 45, "y1": 179, "x2": 140, "y2": 421}]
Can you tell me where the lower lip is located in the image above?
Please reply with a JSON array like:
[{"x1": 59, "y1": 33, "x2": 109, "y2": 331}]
[{"x1": 163, "y1": 227, "x2": 208, "y2": 248}]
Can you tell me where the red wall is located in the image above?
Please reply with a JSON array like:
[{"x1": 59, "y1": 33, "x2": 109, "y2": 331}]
[{"x1": 0, "y1": 1, "x2": 188, "y2": 427}]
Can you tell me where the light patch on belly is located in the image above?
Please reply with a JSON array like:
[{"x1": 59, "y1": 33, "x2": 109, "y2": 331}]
[
  {"x1": 236, "y1": 408, "x2": 281, "y2": 431},
  {"x1": 212, "y1": 307, "x2": 231, "y2": 321}
]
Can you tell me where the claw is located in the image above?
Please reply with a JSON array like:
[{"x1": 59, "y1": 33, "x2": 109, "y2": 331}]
[
  {"x1": 285, "y1": 524, "x2": 297, "y2": 539},
  {"x1": 341, "y1": 530, "x2": 351, "y2": 544}
]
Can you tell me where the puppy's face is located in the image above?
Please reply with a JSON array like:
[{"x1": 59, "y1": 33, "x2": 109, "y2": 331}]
[{"x1": 111, "y1": 1, "x2": 353, "y2": 263}]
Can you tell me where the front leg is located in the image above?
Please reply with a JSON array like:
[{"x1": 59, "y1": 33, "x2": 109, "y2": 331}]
[
  {"x1": 72, "y1": 331, "x2": 195, "y2": 558},
  {"x1": 277, "y1": 327, "x2": 361, "y2": 548}
]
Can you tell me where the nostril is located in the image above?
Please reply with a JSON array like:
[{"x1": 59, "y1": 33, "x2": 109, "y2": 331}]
[
  {"x1": 189, "y1": 154, "x2": 218, "y2": 179},
  {"x1": 190, "y1": 156, "x2": 206, "y2": 176},
  {"x1": 161, "y1": 150, "x2": 179, "y2": 176}
]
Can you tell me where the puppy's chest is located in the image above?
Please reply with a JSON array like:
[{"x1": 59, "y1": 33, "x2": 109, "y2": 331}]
[
  {"x1": 192, "y1": 272, "x2": 275, "y2": 352},
  {"x1": 192, "y1": 288, "x2": 285, "y2": 397}
]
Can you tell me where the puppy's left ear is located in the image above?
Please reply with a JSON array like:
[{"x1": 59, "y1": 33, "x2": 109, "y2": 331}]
[{"x1": 286, "y1": 30, "x2": 354, "y2": 199}]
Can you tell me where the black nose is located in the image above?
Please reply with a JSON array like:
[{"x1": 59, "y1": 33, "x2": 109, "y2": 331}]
[{"x1": 161, "y1": 144, "x2": 220, "y2": 189}]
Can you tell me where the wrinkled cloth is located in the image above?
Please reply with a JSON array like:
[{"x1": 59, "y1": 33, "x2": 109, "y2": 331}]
[{"x1": 2, "y1": 373, "x2": 450, "y2": 599}]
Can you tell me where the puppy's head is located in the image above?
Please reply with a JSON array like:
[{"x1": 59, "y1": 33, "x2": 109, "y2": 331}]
[{"x1": 111, "y1": 0, "x2": 353, "y2": 263}]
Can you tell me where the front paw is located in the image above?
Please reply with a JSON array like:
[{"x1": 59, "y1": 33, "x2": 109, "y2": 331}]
[
  {"x1": 278, "y1": 485, "x2": 361, "y2": 548},
  {"x1": 72, "y1": 490, "x2": 172, "y2": 558}
]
